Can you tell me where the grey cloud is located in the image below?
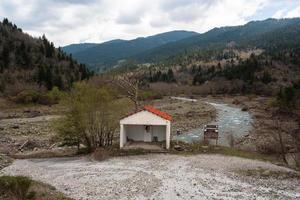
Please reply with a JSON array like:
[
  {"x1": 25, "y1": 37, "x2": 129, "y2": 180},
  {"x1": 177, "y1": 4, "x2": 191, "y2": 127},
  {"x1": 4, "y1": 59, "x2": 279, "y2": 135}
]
[
  {"x1": 50, "y1": 0, "x2": 98, "y2": 4},
  {"x1": 116, "y1": 7, "x2": 145, "y2": 25},
  {"x1": 161, "y1": 0, "x2": 219, "y2": 11},
  {"x1": 116, "y1": 14, "x2": 141, "y2": 25},
  {"x1": 150, "y1": 19, "x2": 170, "y2": 28},
  {"x1": 0, "y1": 0, "x2": 291, "y2": 46}
]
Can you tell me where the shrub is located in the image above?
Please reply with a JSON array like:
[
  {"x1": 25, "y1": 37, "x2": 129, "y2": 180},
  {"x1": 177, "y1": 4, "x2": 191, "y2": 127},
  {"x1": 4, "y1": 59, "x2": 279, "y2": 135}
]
[
  {"x1": 14, "y1": 90, "x2": 41, "y2": 104},
  {"x1": 266, "y1": 98, "x2": 278, "y2": 108},
  {"x1": 13, "y1": 89, "x2": 61, "y2": 105},
  {"x1": 91, "y1": 148, "x2": 111, "y2": 161},
  {"x1": 138, "y1": 90, "x2": 163, "y2": 101},
  {"x1": 56, "y1": 82, "x2": 127, "y2": 152},
  {"x1": 0, "y1": 176, "x2": 32, "y2": 200},
  {"x1": 46, "y1": 86, "x2": 65, "y2": 104},
  {"x1": 261, "y1": 71, "x2": 272, "y2": 84}
]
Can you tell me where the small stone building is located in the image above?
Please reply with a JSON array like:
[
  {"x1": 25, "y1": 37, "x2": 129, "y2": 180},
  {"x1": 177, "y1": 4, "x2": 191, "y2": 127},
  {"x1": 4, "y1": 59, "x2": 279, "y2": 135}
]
[{"x1": 120, "y1": 106, "x2": 172, "y2": 149}]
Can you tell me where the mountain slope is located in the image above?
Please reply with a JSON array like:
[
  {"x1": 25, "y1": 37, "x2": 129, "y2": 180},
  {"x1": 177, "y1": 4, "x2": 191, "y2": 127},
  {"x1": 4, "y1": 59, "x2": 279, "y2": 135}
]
[
  {"x1": 134, "y1": 18, "x2": 300, "y2": 62},
  {"x1": 65, "y1": 30, "x2": 199, "y2": 71},
  {"x1": 0, "y1": 18, "x2": 92, "y2": 95},
  {"x1": 62, "y1": 43, "x2": 98, "y2": 55}
]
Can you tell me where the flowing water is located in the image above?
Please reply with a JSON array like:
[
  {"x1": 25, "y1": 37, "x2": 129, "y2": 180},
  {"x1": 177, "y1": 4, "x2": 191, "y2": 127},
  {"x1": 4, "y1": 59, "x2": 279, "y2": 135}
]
[{"x1": 173, "y1": 100, "x2": 253, "y2": 146}]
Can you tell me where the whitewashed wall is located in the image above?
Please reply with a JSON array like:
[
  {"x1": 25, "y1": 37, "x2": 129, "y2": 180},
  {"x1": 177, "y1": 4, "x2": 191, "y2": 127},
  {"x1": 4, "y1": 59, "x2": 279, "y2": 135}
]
[
  {"x1": 120, "y1": 111, "x2": 169, "y2": 125},
  {"x1": 126, "y1": 125, "x2": 145, "y2": 141},
  {"x1": 152, "y1": 125, "x2": 166, "y2": 141},
  {"x1": 125, "y1": 125, "x2": 166, "y2": 142},
  {"x1": 120, "y1": 110, "x2": 171, "y2": 149}
]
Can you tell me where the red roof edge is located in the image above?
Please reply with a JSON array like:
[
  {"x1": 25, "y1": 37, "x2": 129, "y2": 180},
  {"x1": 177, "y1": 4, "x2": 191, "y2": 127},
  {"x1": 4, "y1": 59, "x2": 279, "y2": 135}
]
[
  {"x1": 144, "y1": 105, "x2": 172, "y2": 121},
  {"x1": 120, "y1": 105, "x2": 172, "y2": 121}
]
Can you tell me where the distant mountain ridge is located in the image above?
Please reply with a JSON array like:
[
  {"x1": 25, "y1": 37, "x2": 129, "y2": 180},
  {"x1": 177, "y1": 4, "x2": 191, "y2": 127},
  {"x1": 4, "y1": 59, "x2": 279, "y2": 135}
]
[
  {"x1": 133, "y1": 18, "x2": 300, "y2": 62},
  {"x1": 63, "y1": 18, "x2": 300, "y2": 72},
  {"x1": 63, "y1": 43, "x2": 98, "y2": 54},
  {"x1": 62, "y1": 30, "x2": 199, "y2": 71}
]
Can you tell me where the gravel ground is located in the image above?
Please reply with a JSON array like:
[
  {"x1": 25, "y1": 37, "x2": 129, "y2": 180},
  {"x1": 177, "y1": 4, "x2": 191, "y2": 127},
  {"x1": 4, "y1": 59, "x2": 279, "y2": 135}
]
[{"x1": 1, "y1": 154, "x2": 300, "y2": 200}]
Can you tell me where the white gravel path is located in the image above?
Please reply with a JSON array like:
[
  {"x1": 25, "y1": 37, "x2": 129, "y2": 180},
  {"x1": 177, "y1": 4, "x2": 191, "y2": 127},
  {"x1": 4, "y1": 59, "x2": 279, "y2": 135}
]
[{"x1": 1, "y1": 154, "x2": 300, "y2": 200}]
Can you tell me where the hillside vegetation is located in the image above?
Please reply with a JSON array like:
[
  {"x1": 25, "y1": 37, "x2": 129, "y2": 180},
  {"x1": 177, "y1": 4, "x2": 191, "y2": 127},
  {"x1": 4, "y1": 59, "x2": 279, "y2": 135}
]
[
  {"x1": 63, "y1": 30, "x2": 198, "y2": 72},
  {"x1": 104, "y1": 18, "x2": 300, "y2": 97},
  {"x1": 134, "y1": 18, "x2": 300, "y2": 62},
  {"x1": 0, "y1": 18, "x2": 92, "y2": 97},
  {"x1": 63, "y1": 18, "x2": 300, "y2": 74}
]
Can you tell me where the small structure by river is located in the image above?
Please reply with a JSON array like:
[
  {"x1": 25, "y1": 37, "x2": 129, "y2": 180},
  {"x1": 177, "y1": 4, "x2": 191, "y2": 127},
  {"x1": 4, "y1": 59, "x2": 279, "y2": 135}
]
[{"x1": 173, "y1": 99, "x2": 253, "y2": 146}]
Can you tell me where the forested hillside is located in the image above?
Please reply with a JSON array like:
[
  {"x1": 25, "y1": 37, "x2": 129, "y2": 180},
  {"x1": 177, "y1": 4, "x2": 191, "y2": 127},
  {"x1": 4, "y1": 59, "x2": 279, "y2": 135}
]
[
  {"x1": 62, "y1": 43, "x2": 98, "y2": 55},
  {"x1": 0, "y1": 18, "x2": 92, "y2": 96},
  {"x1": 134, "y1": 18, "x2": 300, "y2": 62},
  {"x1": 63, "y1": 30, "x2": 198, "y2": 72},
  {"x1": 115, "y1": 18, "x2": 300, "y2": 97},
  {"x1": 63, "y1": 18, "x2": 300, "y2": 73}
]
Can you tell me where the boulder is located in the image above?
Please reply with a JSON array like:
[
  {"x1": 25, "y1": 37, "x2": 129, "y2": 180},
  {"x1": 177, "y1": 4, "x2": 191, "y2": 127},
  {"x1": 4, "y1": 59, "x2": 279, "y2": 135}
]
[
  {"x1": 174, "y1": 145, "x2": 184, "y2": 151},
  {"x1": 285, "y1": 153, "x2": 297, "y2": 167},
  {"x1": 241, "y1": 106, "x2": 249, "y2": 111}
]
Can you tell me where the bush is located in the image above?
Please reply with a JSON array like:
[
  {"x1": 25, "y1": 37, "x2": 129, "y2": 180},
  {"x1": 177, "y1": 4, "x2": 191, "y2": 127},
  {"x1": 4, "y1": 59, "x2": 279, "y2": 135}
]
[
  {"x1": 46, "y1": 86, "x2": 65, "y2": 104},
  {"x1": 91, "y1": 148, "x2": 111, "y2": 161},
  {"x1": 56, "y1": 82, "x2": 127, "y2": 152},
  {"x1": 138, "y1": 90, "x2": 163, "y2": 101},
  {"x1": 14, "y1": 90, "x2": 41, "y2": 104},
  {"x1": 0, "y1": 176, "x2": 32, "y2": 200},
  {"x1": 261, "y1": 71, "x2": 272, "y2": 84},
  {"x1": 266, "y1": 98, "x2": 278, "y2": 107},
  {"x1": 13, "y1": 89, "x2": 62, "y2": 105}
]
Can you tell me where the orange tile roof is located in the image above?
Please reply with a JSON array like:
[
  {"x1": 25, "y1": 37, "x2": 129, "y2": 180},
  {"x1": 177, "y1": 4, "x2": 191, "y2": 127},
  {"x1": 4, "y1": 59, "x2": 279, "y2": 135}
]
[
  {"x1": 121, "y1": 106, "x2": 172, "y2": 121},
  {"x1": 144, "y1": 105, "x2": 172, "y2": 121}
]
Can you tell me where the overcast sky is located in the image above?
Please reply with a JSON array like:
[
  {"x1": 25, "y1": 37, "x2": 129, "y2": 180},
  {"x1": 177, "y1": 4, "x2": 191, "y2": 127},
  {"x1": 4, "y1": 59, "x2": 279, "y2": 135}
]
[{"x1": 1, "y1": 0, "x2": 300, "y2": 46}]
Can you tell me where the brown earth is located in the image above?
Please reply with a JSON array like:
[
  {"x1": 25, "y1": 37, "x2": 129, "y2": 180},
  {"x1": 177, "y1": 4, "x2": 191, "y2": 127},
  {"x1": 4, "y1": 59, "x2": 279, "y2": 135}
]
[
  {"x1": 146, "y1": 97, "x2": 216, "y2": 134},
  {"x1": 0, "y1": 97, "x2": 216, "y2": 164}
]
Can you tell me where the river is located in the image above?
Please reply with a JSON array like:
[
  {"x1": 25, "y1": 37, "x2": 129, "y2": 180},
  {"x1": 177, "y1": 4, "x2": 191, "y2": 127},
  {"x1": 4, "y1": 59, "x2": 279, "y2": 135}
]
[{"x1": 173, "y1": 99, "x2": 253, "y2": 147}]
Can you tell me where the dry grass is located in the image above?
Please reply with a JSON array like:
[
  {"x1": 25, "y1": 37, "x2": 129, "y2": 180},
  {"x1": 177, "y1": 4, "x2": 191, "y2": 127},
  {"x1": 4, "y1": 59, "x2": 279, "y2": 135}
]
[
  {"x1": 0, "y1": 176, "x2": 71, "y2": 200},
  {"x1": 27, "y1": 180, "x2": 72, "y2": 200},
  {"x1": 10, "y1": 148, "x2": 78, "y2": 159},
  {"x1": 237, "y1": 167, "x2": 300, "y2": 179},
  {"x1": 170, "y1": 141, "x2": 276, "y2": 162}
]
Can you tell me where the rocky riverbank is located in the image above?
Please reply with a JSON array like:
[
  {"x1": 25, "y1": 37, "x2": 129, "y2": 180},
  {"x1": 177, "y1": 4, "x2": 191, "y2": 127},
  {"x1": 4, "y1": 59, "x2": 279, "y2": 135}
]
[{"x1": 150, "y1": 97, "x2": 216, "y2": 134}]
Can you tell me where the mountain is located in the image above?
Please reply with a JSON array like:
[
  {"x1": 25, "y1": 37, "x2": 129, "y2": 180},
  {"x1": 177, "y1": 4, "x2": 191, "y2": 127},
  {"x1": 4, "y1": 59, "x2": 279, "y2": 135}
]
[
  {"x1": 126, "y1": 18, "x2": 300, "y2": 97},
  {"x1": 64, "y1": 18, "x2": 300, "y2": 72},
  {"x1": 62, "y1": 39, "x2": 126, "y2": 56},
  {"x1": 62, "y1": 43, "x2": 98, "y2": 55},
  {"x1": 63, "y1": 30, "x2": 199, "y2": 71},
  {"x1": 0, "y1": 18, "x2": 92, "y2": 95},
  {"x1": 134, "y1": 18, "x2": 300, "y2": 62}
]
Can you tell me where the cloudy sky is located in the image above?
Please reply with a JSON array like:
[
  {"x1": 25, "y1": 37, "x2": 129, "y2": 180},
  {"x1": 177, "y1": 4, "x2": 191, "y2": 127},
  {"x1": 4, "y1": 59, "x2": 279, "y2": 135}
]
[{"x1": 1, "y1": 0, "x2": 300, "y2": 46}]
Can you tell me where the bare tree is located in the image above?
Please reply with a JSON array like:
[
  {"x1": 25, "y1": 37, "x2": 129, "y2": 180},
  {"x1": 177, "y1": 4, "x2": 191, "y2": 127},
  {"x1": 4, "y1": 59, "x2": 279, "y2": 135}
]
[
  {"x1": 291, "y1": 127, "x2": 300, "y2": 167},
  {"x1": 113, "y1": 74, "x2": 140, "y2": 111},
  {"x1": 273, "y1": 117, "x2": 288, "y2": 164},
  {"x1": 271, "y1": 109, "x2": 298, "y2": 164}
]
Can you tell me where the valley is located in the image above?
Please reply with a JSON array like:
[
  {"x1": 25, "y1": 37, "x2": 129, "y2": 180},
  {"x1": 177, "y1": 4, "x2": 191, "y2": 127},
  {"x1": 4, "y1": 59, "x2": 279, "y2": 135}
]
[{"x1": 0, "y1": 11, "x2": 300, "y2": 200}]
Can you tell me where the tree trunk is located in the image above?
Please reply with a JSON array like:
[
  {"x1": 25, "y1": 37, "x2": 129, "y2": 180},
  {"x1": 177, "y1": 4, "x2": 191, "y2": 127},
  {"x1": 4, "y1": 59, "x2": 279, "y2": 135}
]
[{"x1": 277, "y1": 131, "x2": 288, "y2": 164}]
